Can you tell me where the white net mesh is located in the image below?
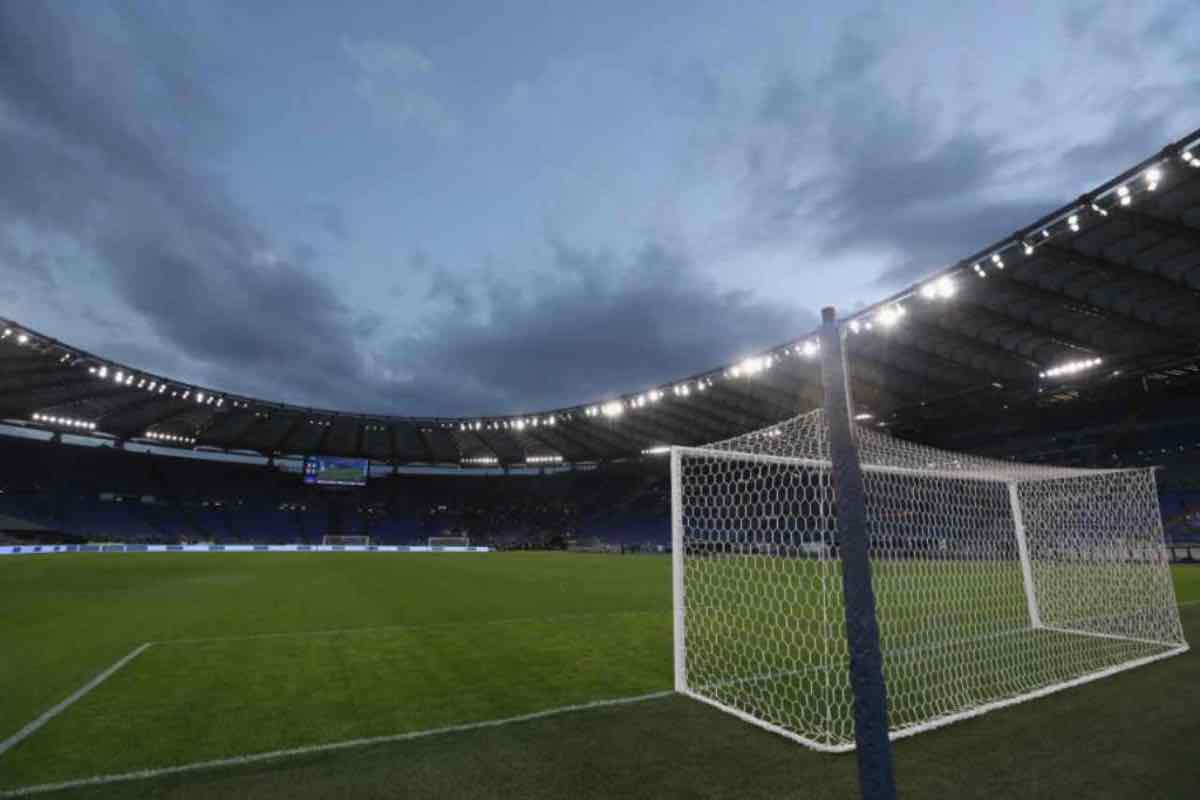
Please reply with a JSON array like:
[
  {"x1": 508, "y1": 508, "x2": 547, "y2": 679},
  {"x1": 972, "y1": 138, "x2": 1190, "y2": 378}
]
[
  {"x1": 321, "y1": 535, "x2": 371, "y2": 546},
  {"x1": 428, "y1": 536, "x2": 471, "y2": 548},
  {"x1": 673, "y1": 409, "x2": 1188, "y2": 751}
]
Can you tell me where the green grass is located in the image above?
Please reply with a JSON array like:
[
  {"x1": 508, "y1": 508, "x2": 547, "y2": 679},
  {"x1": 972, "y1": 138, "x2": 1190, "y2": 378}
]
[{"x1": 0, "y1": 554, "x2": 1196, "y2": 798}]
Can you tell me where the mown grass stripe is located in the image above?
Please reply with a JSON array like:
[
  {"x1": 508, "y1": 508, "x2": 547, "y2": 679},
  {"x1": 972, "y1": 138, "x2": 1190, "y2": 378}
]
[
  {"x1": 0, "y1": 690, "x2": 674, "y2": 798},
  {"x1": 0, "y1": 644, "x2": 154, "y2": 758}
]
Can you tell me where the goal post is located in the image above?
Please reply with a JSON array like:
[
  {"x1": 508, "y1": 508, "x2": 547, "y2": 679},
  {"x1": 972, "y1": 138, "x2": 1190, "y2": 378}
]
[
  {"x1": 321, "y1": 535, "x2": 371, "y2": 546},
  {"x1": 670, "y1": 412, "x2": 1189, "y2": 753},
  {"x1": 428, "y1": 535, "x2": 470, "y2": 548}
]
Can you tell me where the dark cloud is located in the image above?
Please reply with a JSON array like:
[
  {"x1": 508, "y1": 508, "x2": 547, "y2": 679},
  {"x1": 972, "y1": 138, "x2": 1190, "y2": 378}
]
[
  {"x1": 1063, "y1": 2, "x2": 1104, "y2": 41},
  {"x1": 307, "y1": 203, "x2": 348, "y2": 240},
  {"x1": 747, "y1": 36, "x2": 1052, "y2": 287},
  {"x1": 0, "y1": 238, "x2": 59, "y2": 295},
  {"x1": 379, "y1": 240, "x2": 814, "y2": 416},
  {"x1": 741, "y1": 8, "x2": 1199, "y2": 290},
  {"x1": 0, "y1": 2, "x2": 376, "y2": 409},
  {"x1": 0, "y1": 2, "x2": 811, "y2": 417}
]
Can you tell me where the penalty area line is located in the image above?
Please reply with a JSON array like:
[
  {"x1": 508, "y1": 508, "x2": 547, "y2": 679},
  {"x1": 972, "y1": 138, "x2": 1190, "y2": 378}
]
[
  {"x1": 0, "y1": 690, "x2": 675, "y2": 798},
  {"x1": 0, "y1": 643, "x2": 154, "y2": 759}
]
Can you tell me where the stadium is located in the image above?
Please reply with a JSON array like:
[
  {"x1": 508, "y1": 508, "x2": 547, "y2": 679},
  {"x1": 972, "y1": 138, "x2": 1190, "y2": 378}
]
[{"x1": 3, "y1": 5, "x2": 1200, "y2": 800}]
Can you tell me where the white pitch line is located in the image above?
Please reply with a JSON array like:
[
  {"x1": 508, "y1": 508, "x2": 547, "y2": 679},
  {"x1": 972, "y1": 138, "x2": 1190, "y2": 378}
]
[
  {"x1": 0, "y1": 690, "x2": 675, "y2": 798},
  {"x1": 0, "y1": 643, "x2": 153, "y2": 758}
]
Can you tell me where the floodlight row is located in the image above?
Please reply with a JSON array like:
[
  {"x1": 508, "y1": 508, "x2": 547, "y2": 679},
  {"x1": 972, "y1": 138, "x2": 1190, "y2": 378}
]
[
  {"x1": 144, "y1": 430, "x2": 196, "y2": 445},
  {"x1": 31, "y1": 413, "x2": 96, "y2": 430}
]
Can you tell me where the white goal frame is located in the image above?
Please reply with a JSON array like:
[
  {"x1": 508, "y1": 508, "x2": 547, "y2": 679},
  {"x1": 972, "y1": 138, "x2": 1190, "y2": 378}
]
[
  {"x1": 670, "y1": 413, "x2": 1189, "y2": 752},
  {"x1": 428, "y1": 535, "x2": 471, "y2": 548},
  {"x1": 321, "y1": 535, "x2": 371, "y2": 546}
]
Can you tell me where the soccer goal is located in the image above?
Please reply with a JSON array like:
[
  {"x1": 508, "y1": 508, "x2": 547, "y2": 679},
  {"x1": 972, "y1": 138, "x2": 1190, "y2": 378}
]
[
  {"x1": 321, "y1": 535, "x2": 371, "y2": 546},
  {"x1": 428, "y1": 535, "x2": 471, "y2": 548},
  {"x1": 671, "y1": 409, "x2": 1189, "y2": 752}
]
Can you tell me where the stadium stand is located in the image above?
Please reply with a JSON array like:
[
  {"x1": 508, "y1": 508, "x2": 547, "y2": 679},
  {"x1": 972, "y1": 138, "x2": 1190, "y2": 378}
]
[{"x1": 0, "y1": 435, "x2": 669, "y2": 549}]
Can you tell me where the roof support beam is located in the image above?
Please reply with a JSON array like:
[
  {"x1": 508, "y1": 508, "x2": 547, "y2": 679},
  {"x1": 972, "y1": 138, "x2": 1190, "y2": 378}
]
[
  {"x1": 637, "y1": 399, "x2": 729, "y2": 442},
  {"x1": 553, "y1": 422, "x2": 617, "y2": 461},
  {"x1": 992, "y1": 270, "x2": 1190, "y2": 347},
  {"x1": 520, "y1": 427, "x2": 581, "y2": 461},
  {"x1": 577, "y1": 417, "x2": 649, "y2": 452},
  {"x1": 1038, "y1": 243, "x2": 1200, "y2": 305},
  {"x1": 272, "y1": 415, "x2": 308, "y2": 455},
  {"x1": 619, "y1": 404, "x2": 705, "y2": 445},
  {"x1": 1112, "y1": 206, "x2": 1200, "y2": 251},
  {"x1": 940, "y1": 297, "x2": 1101, "y2": 358}
]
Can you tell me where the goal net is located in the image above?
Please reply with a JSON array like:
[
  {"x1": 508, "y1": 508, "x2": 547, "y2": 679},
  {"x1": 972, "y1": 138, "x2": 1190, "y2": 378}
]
[
  {"x1": 672, "y1": 409, "x2": 1188, "y2": 752},
  {"x1": 428, "y1": 536, "x2": 470, "y2": 548},
  {"x1": 321, "y1": 535, "x2": 371, "y2": 546}
]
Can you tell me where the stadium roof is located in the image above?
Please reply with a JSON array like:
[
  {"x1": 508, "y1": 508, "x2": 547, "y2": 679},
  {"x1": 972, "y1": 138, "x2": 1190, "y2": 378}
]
[{"x1": 4, "y1": 127, "x2": 1200, "y2": 468}]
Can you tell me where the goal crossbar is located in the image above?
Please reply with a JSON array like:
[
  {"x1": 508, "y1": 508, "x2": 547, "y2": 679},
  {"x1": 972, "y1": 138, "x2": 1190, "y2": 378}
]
[{"x1": 671, "y1": 409, "x2": 1189, "y2": 752}]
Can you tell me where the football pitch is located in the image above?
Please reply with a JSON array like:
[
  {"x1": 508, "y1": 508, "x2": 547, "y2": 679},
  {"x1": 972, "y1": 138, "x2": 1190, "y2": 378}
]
[{"x1": 1, "y1": 553, "x2": 1197, "y2": 799}]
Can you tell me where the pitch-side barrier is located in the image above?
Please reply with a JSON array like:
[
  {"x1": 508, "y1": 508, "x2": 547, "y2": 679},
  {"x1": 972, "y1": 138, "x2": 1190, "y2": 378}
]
[{"x1": 0, "y1": 543, "x2": 491, "y2": 556}]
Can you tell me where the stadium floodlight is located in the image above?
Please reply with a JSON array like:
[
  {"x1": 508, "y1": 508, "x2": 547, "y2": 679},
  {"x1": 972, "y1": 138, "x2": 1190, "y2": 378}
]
[
  {"x1": 1040, "y1": 356, "x2": 1102, "y2": 379},
  {"x1": 1068, "y1": 214, "x2": 1080, "y2": 232},
  {"x1": 1117, "y1": 185, "x2": 1132, "y2": 205},
  {"x1": 1145, "y1": 167, "x2": 1161, "y2": 190},
  {"x1": 875, "y1": 305, "x2": 904, "y2": 328},
  {"x1": 601, "y1": 400, "x2": 624, "y2": 418},
  {"x1": 919, "y1": 275, "x2": 955, "y2": 300},
  {"x1": 16, "y1": 333, "x2": 28, "y2": 344},
  {"x1": 670, "y1": 409, "x2": 1188, "y2": 752}
]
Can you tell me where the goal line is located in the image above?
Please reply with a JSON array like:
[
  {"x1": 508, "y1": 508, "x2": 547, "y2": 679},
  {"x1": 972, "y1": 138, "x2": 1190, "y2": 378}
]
[{"x1": 0, "y1": 691, "x2": 673, "y2": 798}]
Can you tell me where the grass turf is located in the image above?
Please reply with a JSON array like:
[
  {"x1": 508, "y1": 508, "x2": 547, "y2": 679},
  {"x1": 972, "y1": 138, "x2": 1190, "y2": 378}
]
[{"x1": 0, "y1": 554, "x2": 1196, "y2": 798}]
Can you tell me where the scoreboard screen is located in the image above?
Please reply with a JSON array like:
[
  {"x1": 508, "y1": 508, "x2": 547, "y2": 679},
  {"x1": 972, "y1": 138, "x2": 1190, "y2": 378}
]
[{"x1": 302, "y1": 456, "x2": 369, "y2": 487}]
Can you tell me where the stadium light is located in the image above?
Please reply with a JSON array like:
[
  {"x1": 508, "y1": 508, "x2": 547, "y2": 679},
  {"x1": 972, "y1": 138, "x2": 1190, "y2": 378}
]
[
  {"x1": 642, "y1": 445, "x2": 670, "y2": 455},
  {"x1": 875, "y1": 305, "x2": 905, "y2": 328},
  {"x1": 1145, "y1": 167, "x2": 1162, "y2": 191},
  {"x1": 601, "y1": 400, "x2": 624, "y2": 418},
  {"x1": 16, "y1": 333, "x2": 28, "y2": 344},
  {"x1": 1068, "y1": 214, "x2": 1080, "y2": 233},
  {"x1": 33, "y1": 413, "x2": 96, "y2": 430},
  {"x1": 854, "y1": 412, "x2": 874, "y2": 420},
  {"x1": 991, "y1": 253, "x2": 1004, "y2": 269},
  {"x1": 919, "y1": 275, "x2": 955, "y2": 300},
  {"x1": 1039, "y1": 356, "x2": 1103, "y2": 379},
  {"x1": 1, "y1": 328, "x2": 10, "y2": 338},
  {"x1": 1117, "y1": 185, "x2": 1131, "y2": 206}
]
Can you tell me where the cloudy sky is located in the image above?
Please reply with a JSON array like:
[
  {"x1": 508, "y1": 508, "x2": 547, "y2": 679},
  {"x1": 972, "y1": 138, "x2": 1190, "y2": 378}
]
[{"x1": 1, "y1": 1, "x2": 1197, "y2": 416}]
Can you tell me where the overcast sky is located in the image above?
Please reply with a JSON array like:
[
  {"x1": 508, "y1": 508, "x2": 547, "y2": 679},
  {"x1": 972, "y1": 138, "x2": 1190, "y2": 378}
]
[{"x1": 1, "y1": 1, "x2": 1197, "y2": 416}]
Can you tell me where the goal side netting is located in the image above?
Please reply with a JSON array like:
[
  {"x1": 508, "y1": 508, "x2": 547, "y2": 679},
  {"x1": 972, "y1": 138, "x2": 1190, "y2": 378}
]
[
  {"x1": 321, "y1": 535, "x2": 371, "y2": 546},
  {"x1": 672, "y1": 409, "x2": 1188, "y2": 752},
  {"x1": 428, "y1": 536, "x2": 471, "y2": 548}
]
